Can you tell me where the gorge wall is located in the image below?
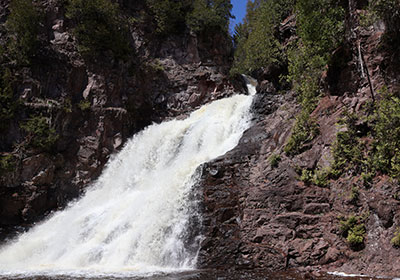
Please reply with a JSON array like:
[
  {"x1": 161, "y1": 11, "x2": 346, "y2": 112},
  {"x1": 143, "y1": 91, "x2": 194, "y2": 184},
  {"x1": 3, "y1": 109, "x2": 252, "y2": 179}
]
[{"x1": 198, "y1": 0, "x2": 400, "y2": 277}]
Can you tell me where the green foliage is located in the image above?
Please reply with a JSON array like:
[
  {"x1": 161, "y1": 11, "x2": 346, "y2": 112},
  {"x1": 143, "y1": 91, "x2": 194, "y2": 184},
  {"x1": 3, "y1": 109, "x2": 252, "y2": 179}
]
[
  {"x1": 0, "y1": 68, "x2": 17, "y2": 132},
  {"x1": 313, "y1": 168, "x2": 330, "y2": 187},
  {"x1": 339, "y1": 215, "x2": 366, "y2": 248},
  {"x1": 370, "y1": 90, "x2": 400, "y2": 178},
  {"x1": 0, "y1": 154, "x2": 15, "y2": 175},
  {"x1": 284, "y1": 111, "x2": 319, "y2": 156},
  {"x1": 287, "y1": 0, "x2": 344, "y2": 108},
  {"x1": 146, "y1": 0, "x2": 190, "y2": 35},
  {"x1": 391, "y1": 230, "x2": 400, "y2": 247},
  {"x1": 78, "y1": 100, "x2": 91, "y2": 111},
  {"x1": 66, "y1": 0, "x2": 130, "y2": 60},
  {"x1": 148, "y1": 59, "x2": 165, "y2": 72},
  {"x1": 339, "y1": 215, "x2": 358, "y2": 236},
  {"x1": 347, "y1": 224, "x2": 366, "y2": 246},
  {"x1": 21, "y1": 115, "x2": 59, "y2": 151},
  {"x1": 331, "y1": 112, "x2": 366, "y2": 176},
  {"x1": 145, "y1": 0, "x2": 232, "y2": 35},
  {"x1": 295, "y1": 0, "x2": 344, "y2": 54},
  {"x1": 280, "y1": 0, "x2": 344, "y2": 158},
  {"x1": 5, "y1": 0, "x2": 40, "y2": 65},
  {"x1": 231, "y1": 0, "x2": 293, "y2": 74},
  {"x1": 299, "y1": 167, "x2": 330, "y2": 187},
  {"x1": 348, "y1": 186, "x2": 359, "y2": 204},
  {"x1": 370, "y1": 0, "x2": 400, "y2": 45},
  {"x1": 329, "y1": 89, "x2": 400, "y2": 181},
  {"x1": 187, "y1": 0, "x2": 233, "y2": 33},
  {"x1": 361, "y1": 171, "x2": 374, "y2": 188},
  {"x1": 287, "y1": 47, "x2": 323, "y2": 109},
  {"x1": 300, "y1": 169, "x2": 313, "y2": 185},
  {"x1": 63, "y1": 98, "x2": 72, "y2": 113},
  {"x1": 269, "y1": 153, "x2": 281, "y2": 168}
]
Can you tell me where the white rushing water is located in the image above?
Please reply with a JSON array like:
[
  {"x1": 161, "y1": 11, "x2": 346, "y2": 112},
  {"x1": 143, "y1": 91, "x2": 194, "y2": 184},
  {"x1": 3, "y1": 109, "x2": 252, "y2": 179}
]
[{"x1": 0, "y1": 81, "x2": 256, "y2": 278}]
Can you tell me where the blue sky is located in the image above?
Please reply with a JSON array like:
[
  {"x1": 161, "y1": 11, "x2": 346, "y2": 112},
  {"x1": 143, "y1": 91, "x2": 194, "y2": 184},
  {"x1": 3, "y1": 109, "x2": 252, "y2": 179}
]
[{"x1": 230, "y1": 0, "x2": 248, "y2": 33}]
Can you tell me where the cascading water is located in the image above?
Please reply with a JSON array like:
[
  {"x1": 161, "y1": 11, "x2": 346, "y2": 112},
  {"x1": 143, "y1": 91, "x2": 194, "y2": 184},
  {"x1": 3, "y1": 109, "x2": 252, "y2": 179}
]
[{"x1": 0, "y1": 80, "x2": 256, "y2": 278}]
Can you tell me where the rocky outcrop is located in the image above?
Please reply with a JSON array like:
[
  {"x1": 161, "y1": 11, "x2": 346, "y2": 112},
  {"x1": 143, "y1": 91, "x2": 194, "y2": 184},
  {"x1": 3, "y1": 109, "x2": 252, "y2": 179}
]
[{"x1": 198, "y1": 1, "x2": 400, "y2": 277}]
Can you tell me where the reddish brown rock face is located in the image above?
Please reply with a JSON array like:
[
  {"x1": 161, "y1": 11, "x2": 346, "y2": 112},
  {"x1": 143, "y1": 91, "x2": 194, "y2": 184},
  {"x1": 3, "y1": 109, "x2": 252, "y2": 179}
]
[{"x1": 198, "y1": 3, "x2": 400, "y2": 277}]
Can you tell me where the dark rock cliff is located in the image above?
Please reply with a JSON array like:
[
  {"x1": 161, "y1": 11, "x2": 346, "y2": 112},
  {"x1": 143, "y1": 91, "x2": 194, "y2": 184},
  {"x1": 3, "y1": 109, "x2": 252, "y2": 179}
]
[
  {"x1": 198, "y1": 0, "x2": 400, "y2": 277},
  {"x1": 0, "y1": 0, "x2": 243, "y2": 237}
]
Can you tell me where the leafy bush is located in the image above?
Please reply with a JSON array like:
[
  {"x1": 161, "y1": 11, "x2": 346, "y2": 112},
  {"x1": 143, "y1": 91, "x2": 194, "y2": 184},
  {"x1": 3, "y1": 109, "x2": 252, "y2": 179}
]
[
  {"x1": 391, "y1": 230, "x2": 400, "y2": 247},
  {"x1": 339, "y1": 215, "x2": 366, "y2": 248},
  {"x1": 347, "y1": 224, "x2": 366, "y2": 247},
  {"x1": 339, "y1": 215, "x2": 358, "y2": 236},
  {"x1": 299, "y1": 167, "x2": 330, "y2": 187},
  {"x1": 300, "y1": 169, "x2": 313, "y2": 185},
  {"x1": 5, "y1": 0, "x2": 40, "y2": 64},
  {"x1": 269, "y1": 153, "x2": 281, "y2": 168},
  {"x1": 66, "y1": 0, "x2": 131, "y2": 60},
  {"x1": 361, "y1": 171, "x2": 374, "y2": 188},
  {"x1": 0, "y1": 68, "x2": 17, "y2": 132},
  {"x1": 21, "y1": 115, "x2": 59, "y2": 151},
  {"x1": 348, "y1": 186, "x2": 360, "y2": 204},
  {"x1": 313, "y1": 168, "x2": 330, "y2": 187},
  {"x1": 78, "y1": 100, "x2": 91, "y2": 111},
  {"x1": 370, "y1": 90, "x2": 400, "y2": 178},
  {"x1": 0, "y1": 154, "x2": 15, "y2": 175},
  {"x1": 284, "y1": 110, "x2": 319, "y2": 156},
  {"x1": 331, "y1": 112, "x2": 366, "y2": 176}
]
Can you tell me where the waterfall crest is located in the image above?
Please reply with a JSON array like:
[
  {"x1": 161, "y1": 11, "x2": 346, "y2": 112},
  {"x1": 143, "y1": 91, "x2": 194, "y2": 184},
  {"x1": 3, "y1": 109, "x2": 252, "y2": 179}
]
[{"x1": 0, "y1": 82, "x2": 255, "y2": 277}]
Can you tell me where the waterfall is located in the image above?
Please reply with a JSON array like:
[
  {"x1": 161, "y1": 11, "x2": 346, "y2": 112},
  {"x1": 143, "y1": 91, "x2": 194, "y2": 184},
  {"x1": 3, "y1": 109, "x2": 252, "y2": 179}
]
[{"x1": 0, "y1": 81, "x2": 256, "y2": 278}]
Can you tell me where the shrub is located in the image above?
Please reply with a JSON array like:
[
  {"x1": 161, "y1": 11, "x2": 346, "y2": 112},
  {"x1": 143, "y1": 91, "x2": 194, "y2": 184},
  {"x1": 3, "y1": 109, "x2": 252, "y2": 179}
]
[
  {"x1": 66, "y1": 0, "x2": 131, "y2": 60},
  {"x1": 339, "y1": 215, "x2": 366, "y2": 248},
  {"x1": 339, "y1": 215, "x2": 358, "y2": 236},
  {"x1": 300, "y1": 169, "x2": 313, "y2": 185},
  {"x1": 299, "y1": 167, "x2": 330, "y2": 187},
  {"x1": 78, "y1": 100, "x2": 91, "y2": 111},
  {"x1": 21, "y1": 115, "x2": 59, "y2": 151},
  {"x1": 370, "y1": 90, "x2": 400, "y2": 178},
  {"x1": 348, "y1": 186, "x2": 359, "y2": 204},
  {"x1": 391, "y1": 230, "x2": 400, "y2": 247},
  {"x1": 269, "y1": 153, "x2": 281, "y2": 168},
  {"x1": 361, "y1": 171, "x2": 374, "y2": 188},
  {"x1": 284, "y1": 110, "x2": 319, "y2": 156},
  {"x1": 0, "y1": 68, "x2": 17, "y2": 132},
  {"x1": 5, "y1": 0, "x2": 40, "y2": 65},
  {"x1": 63, "y1": 98, "x2": 72, "y2": 113},
  {"x1": 0, "y1": 154, "x2": 15, "y2": 175},
  {"x1": 313, "y1": 168, "x2": 329, "y2": 187},
  {"x1": 347, "y1": 224, "x2": 366, "y2": 246},
  {"x1": 331, "y1": 112, "x2": 366, "y2": 176}
]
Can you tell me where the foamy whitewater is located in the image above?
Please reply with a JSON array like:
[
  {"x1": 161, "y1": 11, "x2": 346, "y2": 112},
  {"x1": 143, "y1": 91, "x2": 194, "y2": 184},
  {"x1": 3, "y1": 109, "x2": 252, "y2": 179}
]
[{"x1": 0, "y1": 81, "x2": 256, "y2": 277}]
